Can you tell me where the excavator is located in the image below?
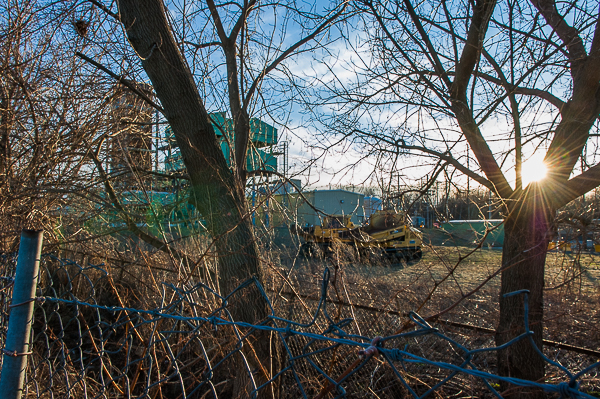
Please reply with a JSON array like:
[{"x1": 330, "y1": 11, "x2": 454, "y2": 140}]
[{"x1": 294, "y1": 209, "x2": 423, "y2": 262}]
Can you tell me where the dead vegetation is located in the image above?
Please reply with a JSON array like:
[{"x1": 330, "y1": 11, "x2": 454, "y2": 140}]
[
  {"x1": 266, "y1": 241, "x2": 600, "y2": 398},
  {"x1": 6, "y1": 237, "x2": 596, "y2": 398}
]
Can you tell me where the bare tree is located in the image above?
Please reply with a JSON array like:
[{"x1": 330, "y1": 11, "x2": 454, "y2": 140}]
[
  {"x1": 0, "y1": 0, "x2": 120, "y2": 251},
  {"x1": 110, "y1": 0, "x2": 346, "y2": 315},
  {"x1": 62, "y1": 0, "x2": 349, "y2": 395},
  {"x1": 312, "y1": 0, "x2": 600, "y2": 395}
]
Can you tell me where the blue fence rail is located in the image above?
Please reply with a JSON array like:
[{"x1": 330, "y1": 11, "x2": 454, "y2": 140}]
[{"x1": 0, "y1": 253, "x2": 598, "y2": 398}]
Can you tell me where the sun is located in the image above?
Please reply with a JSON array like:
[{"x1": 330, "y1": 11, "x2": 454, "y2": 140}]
[{"x1": 521, "y1": 153, "x2": 548, "y2": 187}]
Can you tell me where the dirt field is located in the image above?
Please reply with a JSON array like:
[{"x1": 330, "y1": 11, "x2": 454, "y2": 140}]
[{"x1": 268, "y1": 244, "x2": 600, "y2": 397}]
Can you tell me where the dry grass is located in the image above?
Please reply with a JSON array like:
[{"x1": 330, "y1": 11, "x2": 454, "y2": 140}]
[
  {"x1": 267, "y1": 242, "x2": 600, "y2": 398},
  {"x1": 9, "y1": 238, "x2": 599, "y2": 398}
]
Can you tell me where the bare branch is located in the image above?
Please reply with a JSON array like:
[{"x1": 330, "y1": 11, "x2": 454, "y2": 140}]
[
  {"x1": 561, "y1": 163, "x2": 600, "y2": 206},
  {"x1": 183, "y1": 40, "x2": 222, "y2": 49},
  {"x1": 88, "y1": 0, "x2": 119, "y2": 20},
  {"x1": 75, "y1": 52, "x2": 165, "y2": 114},
  {"x1": 244, "y1": 1, "x2": 349, "y2": 109},
  {"x1": 353, "y1": 129, "x2": 494, "y2": 190},
  {"x1": 530, "y1": 0, "x2": 587, "y2": 67}
]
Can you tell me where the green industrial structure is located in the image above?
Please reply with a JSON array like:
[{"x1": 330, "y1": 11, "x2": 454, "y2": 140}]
[
  {"x1": 164, "y1": 112, "x2": 278, "y2": 174},
  {"x1": 87, "y1": 112, "x2": 282, "y2": 242},
  {"x1": 440, "y1": 219, "x2": 505, "y2": 247}
]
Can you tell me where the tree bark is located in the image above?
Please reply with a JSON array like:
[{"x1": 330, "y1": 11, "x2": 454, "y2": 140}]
[{"x1": 496, "y1": 183, "x2": 554, "y2": 398}]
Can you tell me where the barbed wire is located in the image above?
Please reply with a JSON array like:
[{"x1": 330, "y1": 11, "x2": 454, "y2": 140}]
[{"x1": 0, "y1": 254, "x2": 598, "y2": 398}]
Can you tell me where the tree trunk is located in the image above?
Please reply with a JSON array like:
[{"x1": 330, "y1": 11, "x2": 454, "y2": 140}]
[
  {"x1": 496, "y1": 183, "x2": 553, "y2": 398},
  {"x1": 117, "y1": 2, "x2": 279, "y2": 396},
  {"x1": 117, "y1": 0, "x2": 264, "y2": 315}
]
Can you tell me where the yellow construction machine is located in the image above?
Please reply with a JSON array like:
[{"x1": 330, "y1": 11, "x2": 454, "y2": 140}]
[{"x1": 294, "y1": 209, "x2": 423, "y2": 261}]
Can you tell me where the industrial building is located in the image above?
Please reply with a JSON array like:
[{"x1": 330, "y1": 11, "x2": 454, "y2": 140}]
[
  {"x1": 163, "y1": 112, "x2": 279, "y2": 174},
  {"x1": 251, "y1": 186, "x2": 377, "y2": 244},
  {"x1": 252, "y1": 187, "x2": 365, "y2": 229},
  {"x1": 108, "y1": 83, "x2": 155, "y2": 188},
  {"x1": 290, "y1": 189, "x2": 366, "y2": 226}
]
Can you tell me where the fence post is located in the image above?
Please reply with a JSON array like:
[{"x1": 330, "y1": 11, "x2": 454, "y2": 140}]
[{"x1": 0, "y1": 230, "x2": 43, "y2": 399}]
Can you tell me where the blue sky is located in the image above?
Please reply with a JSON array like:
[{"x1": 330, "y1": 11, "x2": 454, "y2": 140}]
[{"x1": 97, "y1": 0, "x2": 600, "y2": 193}]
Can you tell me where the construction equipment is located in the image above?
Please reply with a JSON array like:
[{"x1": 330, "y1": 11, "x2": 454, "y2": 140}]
[{"x1": 294, "y1": 209, "x2": 423, "y2": 261}]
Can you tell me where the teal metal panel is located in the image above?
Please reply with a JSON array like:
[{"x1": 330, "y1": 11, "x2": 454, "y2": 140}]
[
  {"x1": 249, "y1": 117, "x2": 277, "y2": 147},
  {"x1": 247, "y1": 148, "x2": 277, "y2": 172},
  {"x1": 220, "y1": 141, "x2": 231, "y2": 165},
  {"x1": 209, "y1": 112, "x2": 232, "y2": 138},
  {"x1": 441, "y1": 220, "x2": 505, "y2": 247},
  {"x1": 163, "y1": 113, "x2": 278, "y2": 173}
]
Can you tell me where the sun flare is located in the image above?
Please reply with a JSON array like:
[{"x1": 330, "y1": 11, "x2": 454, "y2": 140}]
[{"x1": 521, "y1": 154, "x2": 548, "y2": 187}]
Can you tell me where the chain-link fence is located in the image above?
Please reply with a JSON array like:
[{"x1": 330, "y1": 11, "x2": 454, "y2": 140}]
[{"x1": 0, "y1": 247, "x2": 598, "y2": 398}]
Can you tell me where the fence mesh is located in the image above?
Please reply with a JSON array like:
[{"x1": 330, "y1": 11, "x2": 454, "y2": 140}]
[{"x1": 0, "y1": 253, "x2": 598, "y2": 398}]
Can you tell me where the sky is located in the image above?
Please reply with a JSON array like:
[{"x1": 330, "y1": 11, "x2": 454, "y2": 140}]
[{"x1": 154, "y1": 0, "x2": 600, "y2": 195}]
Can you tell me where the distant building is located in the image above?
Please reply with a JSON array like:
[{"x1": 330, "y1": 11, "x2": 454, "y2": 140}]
[
  {"x1": 364, "y1": 196, "x2": 382, "y2": 218},
  {"x1": 290, "y1": 189, "x2": 365, "y2": 227},
  {"x1": 254, "y1": 188, "x2": 366, "y2": 240},
  {"x1": 245, "y1": 187, "x2": 367, "y2": 245},
  {"x1": 108, "y1": 84, "x2": 155, "y2": 188}
]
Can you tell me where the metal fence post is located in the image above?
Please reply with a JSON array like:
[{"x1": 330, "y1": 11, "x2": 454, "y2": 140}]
[{"x1": 0, "y1": 230, "x2": 43, "y2": 399}]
